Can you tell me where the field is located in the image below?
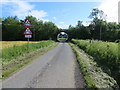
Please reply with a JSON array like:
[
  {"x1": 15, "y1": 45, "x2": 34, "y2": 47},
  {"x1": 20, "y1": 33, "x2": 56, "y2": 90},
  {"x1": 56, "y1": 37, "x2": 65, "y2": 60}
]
[
  {"x1": 1, "y1": 41, "x2": 39, "y2": 49},
  {"x1": 1, "y1": 40, "x2": 57, "y2": 78},
  {"x1": 1, "y1": 41, "x2": 55, "y2": 65},
  {"x1": 72, "y1": 39, "x2": 120, "y2": 86}
]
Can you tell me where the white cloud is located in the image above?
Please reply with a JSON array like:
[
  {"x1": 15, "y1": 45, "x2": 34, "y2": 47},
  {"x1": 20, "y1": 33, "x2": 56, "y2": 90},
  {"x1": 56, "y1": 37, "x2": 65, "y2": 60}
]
[
  {"x1": 53, "y1": 17, "x2": 57, "y2": 20},
  {"x1": 58, "y1": 22, "x2": 69, "y2": 29},
  {"x1": 59, "y1": 22, "x2": 64, "y2": 24},
  {"x1": 2, "y1": 0, "x2": 48, "y2": 20},
  {"x1": 57, "y1": 24, "x2": 69, "y2": 29},
  {"x1": 37, "y1": 18, "x2": 49, "y2": 22},
  {"x1": 63, "y1": 24, "x2": 69, "y2": 28},
  {"x1": 11, "y1": 1, "x2": 35, "y2": 19},
  {"x1": 57, "y1": 25, "x2": 63, "y2": 29},
  {"x1": 1, "y1": 0, "x2": 105, "y2": 2},
  {"x1": 81, "y1": 18, "x2": 92, "y2": 26},
  {"x1": 29, "y1": 10, "x2": 48, "y2": 18},
  {"x1": 83, "y1": 21, "x2": 91, "y2": 26},
  {"x1": 98, "y1": 0, "x2": 119, "y2": 22}
]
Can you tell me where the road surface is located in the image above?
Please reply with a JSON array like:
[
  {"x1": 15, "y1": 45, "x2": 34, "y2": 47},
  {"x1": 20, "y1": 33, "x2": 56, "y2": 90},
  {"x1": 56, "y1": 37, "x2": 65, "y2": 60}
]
[{"x1": 3, "y1": 43, "x2": 85, "y2": 88}]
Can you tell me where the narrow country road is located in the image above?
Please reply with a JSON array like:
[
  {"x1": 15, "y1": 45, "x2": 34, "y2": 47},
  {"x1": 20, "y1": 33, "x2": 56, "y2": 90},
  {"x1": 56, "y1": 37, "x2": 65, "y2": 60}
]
[{"x1": 3, "y1": 43, "x2": 85, "y2": 88}]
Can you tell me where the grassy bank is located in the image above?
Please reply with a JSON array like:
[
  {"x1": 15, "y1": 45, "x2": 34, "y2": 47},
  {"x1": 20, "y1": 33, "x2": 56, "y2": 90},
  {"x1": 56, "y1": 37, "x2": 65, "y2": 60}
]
[
  {"x1": 70, "y1": 43, "x2": 118, "y2": 89},
  {"x1": 58, "y1": 38, "x2": 68, "y2": 41},
  {"x1": 1, "y1": 40, "x2": 58, "y2": 79},
  {"x1": 2, "y1": 40, "x2": 55, "y2": 65},
  {"x1": 71, "y1": 39, "x2": 120, "y2": 87},
  {"x1": 1, "y1": 41, "x2": 40, "y2": 49}
]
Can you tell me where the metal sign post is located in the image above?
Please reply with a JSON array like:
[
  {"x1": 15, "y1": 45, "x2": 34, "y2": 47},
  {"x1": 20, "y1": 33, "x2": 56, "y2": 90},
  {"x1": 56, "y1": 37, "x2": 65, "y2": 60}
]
[
  {"x1": 25, "y1": 35, "x2": 32, "y2": 49},
  {"x1": 28, "y1": 37, "x2": 29, "y2": 49}
]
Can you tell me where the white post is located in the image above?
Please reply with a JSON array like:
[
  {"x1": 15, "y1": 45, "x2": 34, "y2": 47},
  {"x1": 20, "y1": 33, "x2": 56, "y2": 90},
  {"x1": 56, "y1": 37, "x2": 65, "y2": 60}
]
[{"x1": 28, "y1": 37, "x2": 29, "y2": 49}]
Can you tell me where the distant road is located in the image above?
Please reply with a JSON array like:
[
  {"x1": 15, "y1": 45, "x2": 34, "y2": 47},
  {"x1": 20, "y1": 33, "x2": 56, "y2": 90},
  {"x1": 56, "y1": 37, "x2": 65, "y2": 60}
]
[{"x1": 3, "y1": 43, "x2": 85, "y2": 88}]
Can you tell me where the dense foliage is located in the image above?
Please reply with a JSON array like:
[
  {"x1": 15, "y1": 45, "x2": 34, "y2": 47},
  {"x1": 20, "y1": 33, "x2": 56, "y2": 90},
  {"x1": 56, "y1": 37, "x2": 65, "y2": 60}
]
[
  {"x1": 67, "y1": 8, "x2": 120, "y2": 42},
  {"x1": 72, "y1": 39, "x2": 120, "y2": 86},
  {"x1": 2, "y1": 8, "x2": 120, "y2": 42},
  {"x1": 2, "y1": 16, "x2": 59, "y2": 41}
]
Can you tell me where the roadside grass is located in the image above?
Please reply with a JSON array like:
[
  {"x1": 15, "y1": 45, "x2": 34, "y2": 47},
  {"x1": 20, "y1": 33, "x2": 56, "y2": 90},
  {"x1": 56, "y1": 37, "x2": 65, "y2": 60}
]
[
  {"x1": 2, "y1": 60, "x2": 30, "y2": 79},
  {"x1": 70, "y1": 43, "x2": 118, "y2": 89},
  {"x1": 70, "y1": 43, "x2": 97, "y2": 88},
  {"x1": 1, "y1": 40, "x2": 58, "y2": 79},
  {"x1": 71, "y1": 39, "x2": 120, "y2": 87},
  {"x1": 1, "y1": 41, "x2": 39, "y2": 49},
  {"x1": 57, "y1": 38, "x2": 68, "y2": 42},
  {"x1": 2, "y1": 40, "x2": 54, "y2": 65}
]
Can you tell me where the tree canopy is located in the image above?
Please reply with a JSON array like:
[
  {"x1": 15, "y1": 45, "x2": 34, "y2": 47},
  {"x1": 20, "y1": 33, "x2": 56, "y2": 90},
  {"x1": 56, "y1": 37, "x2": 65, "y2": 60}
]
[
  {"x1": 2, "y1": 8, "x2": 120, "y2": 42},
  {"x1": 2, "y1": 16, "x2": 59, "y2": 41}
]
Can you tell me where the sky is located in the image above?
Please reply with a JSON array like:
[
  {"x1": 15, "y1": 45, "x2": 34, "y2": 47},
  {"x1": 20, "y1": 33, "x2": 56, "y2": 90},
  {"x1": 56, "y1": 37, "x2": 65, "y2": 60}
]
[{"x1": 1, "y1": 0, "x2": 120, "y2": 29}]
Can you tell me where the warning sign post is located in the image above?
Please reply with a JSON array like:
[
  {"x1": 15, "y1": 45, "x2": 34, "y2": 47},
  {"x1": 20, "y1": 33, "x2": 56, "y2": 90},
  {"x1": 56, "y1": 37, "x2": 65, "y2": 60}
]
[
  {"x1": 24, "y1": 28, "x2": 32, "y2": 35},
  {"x1": 23, "y1": 19, "x2": 32, "y2": 27},
  {"x1": 25, "y1": 35, "x2": 32, "y2": 38},
  {"x1": 23, "y1": 19, "x2": 33, "y2": 48},
  {"x1": 24, "y1": 28, "x2": 32, "y2": 47}
]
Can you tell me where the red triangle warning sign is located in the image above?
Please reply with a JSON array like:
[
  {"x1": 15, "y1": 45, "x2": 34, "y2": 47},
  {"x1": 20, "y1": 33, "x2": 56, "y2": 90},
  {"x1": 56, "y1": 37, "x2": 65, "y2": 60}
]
[
  {"x1": 23, "y1": 19, "x2": 32, "y2": 27},
  {"x1": 24, "y1": 28, "x2": 32, "y2": 35}
]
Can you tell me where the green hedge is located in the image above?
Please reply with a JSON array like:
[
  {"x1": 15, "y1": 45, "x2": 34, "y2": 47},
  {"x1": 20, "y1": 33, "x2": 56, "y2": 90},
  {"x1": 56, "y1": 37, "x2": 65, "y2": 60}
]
[{"x1": 72, "y1": 39, "x2": 120, "y2": 86}]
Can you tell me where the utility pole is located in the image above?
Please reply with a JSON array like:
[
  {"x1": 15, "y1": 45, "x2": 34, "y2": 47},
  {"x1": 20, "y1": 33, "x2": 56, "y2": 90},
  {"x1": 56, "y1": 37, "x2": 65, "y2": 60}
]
[
  {"x1": 100, "y1": 23, "x2": 102, "y2": 40},
  {"x1": 99, "y1": 14, "x2": 107, "y2": 40}
]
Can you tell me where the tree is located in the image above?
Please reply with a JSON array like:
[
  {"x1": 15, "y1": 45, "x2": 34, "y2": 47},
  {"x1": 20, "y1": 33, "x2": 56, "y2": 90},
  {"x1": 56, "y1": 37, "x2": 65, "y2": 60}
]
[
  {"x1": 43, "y1": 22, "x2": 59, "y2": 40},
  {"x1": 68, "y1": 21, "x2": 91, "y2": 40},
  {"x1": 69, "y1": 25, "x2": 72, "y2": 29},
  {"x1": 2, "y1": 16, "x2": 22, "y2": 41},
  {"x1": 89, "y1": 8, "x2": 107, "y2": 40},
  {"x1": 76, "y1": 20, "x2": 83, "y2": 28},
  {"x1": 89, "y1": 8, "x2": 106, "y2": 20},
  {"x1": 2, "y1": 16, "x2": 60, "y2": 41}
]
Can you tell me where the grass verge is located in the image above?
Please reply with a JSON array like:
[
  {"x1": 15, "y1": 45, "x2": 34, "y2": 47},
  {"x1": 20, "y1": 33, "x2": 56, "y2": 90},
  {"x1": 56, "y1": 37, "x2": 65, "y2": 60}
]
[
  {"x1": 70, "y1": 43, "x2": 96, "y2": 88},
  {"x1": 71, "y1": 39, "x2": 120, "y2": 87},
  {"x1": 2, "y1": 41, "x2": 58, "y2": 79},
  {"x1": 69, "y1": 43, "x2": 119, "y2": 89}
]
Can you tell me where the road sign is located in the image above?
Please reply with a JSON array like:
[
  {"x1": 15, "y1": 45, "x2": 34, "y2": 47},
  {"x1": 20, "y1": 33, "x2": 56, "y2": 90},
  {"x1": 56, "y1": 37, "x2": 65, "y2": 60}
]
[
  {"x1": 25, "y1": 35, "x2": 32, "y2": 38},
  {"x1": 24, "y1": 28, "x2": 32, "y2": 35},
  {"x1": 23, "y1": 19, "x2": 32, "y2": 27}
]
